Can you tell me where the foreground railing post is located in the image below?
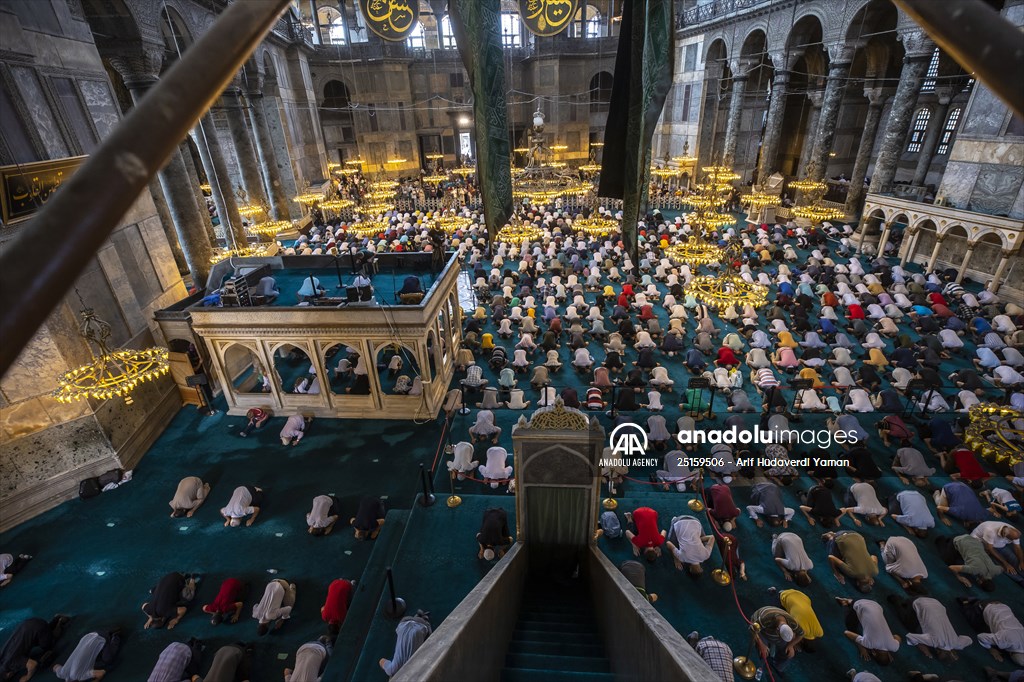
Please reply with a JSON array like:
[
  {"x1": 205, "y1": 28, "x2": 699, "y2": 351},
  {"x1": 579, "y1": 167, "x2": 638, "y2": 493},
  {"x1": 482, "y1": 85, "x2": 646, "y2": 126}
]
[{"x1": 0, "y1": 0, "x2": 293, "y2": 376}]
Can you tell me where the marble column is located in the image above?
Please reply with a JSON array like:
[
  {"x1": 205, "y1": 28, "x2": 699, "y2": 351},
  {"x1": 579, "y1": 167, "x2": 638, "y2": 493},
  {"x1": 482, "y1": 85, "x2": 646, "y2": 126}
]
[
  {"x1": 868, "y1": 32, "x2": 934, "y2": 193},
  {"x1": 798, "y1": 91, "x2": 824, "y2": 176},
  {"x1": 877, "y1": 222, "x2": 893, "y2": 258},
  {"x1": 179, "y1": 140, "x2": 218, "y2": 245},
  {"x1": 845, "y1": 89, "x2": 888, "y2": 215},
  {"x1": 926, "y1": 234, "x2": 945, "y2": 272},
  {"x1": 193, "y1": 113, "x2": 245, "y2": 247},
  {"x1": 721, "y1": 74, "x2": 748, "y2": 167},
  {"x1": 990, "y1": 251, "x2": 1014, "y2": 293},
  {"x1": 247, "y1": 90, "x2": 291, "y2": 220},
  {"x1": 809, "y1": 60, "x2": 852, "y2": 180},
  {"x1": 260, "y1": 91, "x2": 301, "y2": 219},
  {"x1": 955, "y1": 242, "x2": 975, "y2": 283},
  {"x1": 756, "y1": 69, "x2": 789, "y2": 183},
  {"x1": 149, "y1": 182, "x2": 188, "y2": 275},
  {"x1": 222, "y1": 88, "x2": 269, "y2": 208},
  {"x1": 109, "y1": 50, "x2": 212, "y2": 287},
  {"x1": 899, "y1": 229, "x2": 919, "y2": 266},
  {"x1": 912, "y1": 89, "x2": 953, "y2": 187},
  {"x1": 697, "y1": 64, "x2": 725, "y2": 171}
]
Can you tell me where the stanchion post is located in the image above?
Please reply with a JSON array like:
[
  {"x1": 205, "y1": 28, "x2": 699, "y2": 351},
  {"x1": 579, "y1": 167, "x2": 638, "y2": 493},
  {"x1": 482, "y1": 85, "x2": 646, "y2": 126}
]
[
  {"x1": 382, "y1": 567, "x2": 407, "y2": 619},
  {"x1": 419, "y1": 463, "x2": 436, "y2": 507}
]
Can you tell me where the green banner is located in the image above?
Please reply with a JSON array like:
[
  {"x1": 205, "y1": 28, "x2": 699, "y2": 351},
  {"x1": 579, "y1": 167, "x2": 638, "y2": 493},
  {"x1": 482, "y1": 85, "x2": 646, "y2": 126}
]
[
  {"x1": 359, "y1": 0, "x2": 419, "y2": 42},
  {"x1": 519, "y1": 0, "x2": 580, "y2": 37},
  {"x1": 449, "y1": 0, "x2": 513, "y2": 241},
  {"x1": 598, "y1": 0, "x2": 674, "y2": 261}
]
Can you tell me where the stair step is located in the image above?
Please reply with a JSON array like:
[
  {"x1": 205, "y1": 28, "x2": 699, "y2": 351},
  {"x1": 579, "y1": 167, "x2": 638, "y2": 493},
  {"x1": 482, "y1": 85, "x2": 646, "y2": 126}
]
[
  {"x1": 507, "y1": 640, "x2": 605, "y2": 657},
  {"x1": 515, "y1": 619, "x2": 599, "y2": 633},
  {"x1": 502, "y1": 669, "x2": 615, "y2": 682},
  {"x1": 513, "y1": 628, "x2": 599, "y2": 643},
  {"x1": 515, "y1": 612, "x2": 593, "y2": 624},
  {"x1": 505, "y1": 653, "x2": 612, "y2": 674}
]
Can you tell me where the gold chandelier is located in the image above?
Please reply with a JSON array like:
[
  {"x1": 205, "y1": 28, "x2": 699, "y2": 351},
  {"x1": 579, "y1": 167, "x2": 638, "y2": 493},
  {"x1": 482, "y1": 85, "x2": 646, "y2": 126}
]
[
  {"x1": 326, "y1": 162, "x2": 341, "y2": 171},
  {"x1": 333, "y1": 166, "x2": 359, "y2": 176},
  {"x1": 497, "y1": 221, "x2": 543, "y2": 245},
  {"x1": 248, "y1": 219, "x2": 293, "y2": 236},
  {"x1": 320, "y1": 198, "x2": 356, "y2": 212},
  {"x1": 790, "y1": 160, "x2": 842, "y2": 223},
  {"x1": 369, "y1": 179, "x2": 398, "y2": 192},
  {"x1": 422, "y1": 172, "x2": 448, "y2": 183},
  {"x1": 451, "y1": 165, "x2": 476, "y2": 177},
  {"x1": 199, "y1": 183, "x2": 212, "y2": 194},
  {"x1": 573, "y1": 216, "x2": 619, "y2": 237},
  {"x1": 293, "y1": 187, "x2": 326, "y2": 206},
  {"x1": 740, "y1": 191, "x2": 779, "y2": 211},
  {"x1": 687, "y1": 273, "x2": 769, "y2": 309},
  {"x1": 210, "y1": 244, "x2": 273, "y2": 264},
  {"x1": 791, "y1": 203, "x2": 845, "y2": 223},
  {"x1": 512, "y1": 109, "x2": 591, "y2": 206},
  {"x1": 665, "y1": 241, "x2": 725, "y2": 266},
  {"x1": 435, "y1": 214, "x2": 473, "y2": 233},
  {"x1": 348, "y1": 221, "x2": 389, "y2": 238},
  {"x1": 360, "y1": 202, "x2": 395, "y2": 216},
  {"x1": 964, "y1": 403, "x2": 1024, "y2": 466},
  {"x1": 703, "y1": 166, "x2": 740, "y2": 183},
  {"x1": 53, "y1": 307, "x2": 169, "y2": 405},
  {"x1": 673, "y1": 141, "x2": 697, "y2": 165},
  {"x1": 425, "y1": 153, "x2": 444, "y2": 161}
]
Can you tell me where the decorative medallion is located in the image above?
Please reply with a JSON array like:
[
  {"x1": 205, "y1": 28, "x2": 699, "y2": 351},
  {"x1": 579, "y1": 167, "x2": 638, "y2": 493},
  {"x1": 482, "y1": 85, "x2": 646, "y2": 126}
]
[
  {"x1": 519, "y1": 0, "x2": 580, "y2": 37},
  {"x1": 360, "y1": 0, "x2": 419, "y2": 41}
]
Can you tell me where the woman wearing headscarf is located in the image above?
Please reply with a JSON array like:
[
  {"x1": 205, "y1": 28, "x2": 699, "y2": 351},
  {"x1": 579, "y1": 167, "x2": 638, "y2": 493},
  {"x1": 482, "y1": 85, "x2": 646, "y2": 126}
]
[{"x1": 469, "y1": 410, "x2": 502, "y2": 444}]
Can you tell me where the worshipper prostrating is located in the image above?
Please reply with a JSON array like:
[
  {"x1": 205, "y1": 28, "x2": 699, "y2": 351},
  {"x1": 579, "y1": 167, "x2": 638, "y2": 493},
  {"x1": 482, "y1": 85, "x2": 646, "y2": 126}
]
[
  {"x1": 51, "y1": 630, "x2": 121, "y2": 682},
  {"x1": 476, "y1": 507, "x2": 513, "y2": 560},
  {"x1": 168, "y1": 476, "x2": 211, "y2": 519},
  {"x1": 379, "y1": 611, "x2": 432, "y2": 677},
  {"x1": 322, "y1": 579, "x2": 355, "y2": 636},
  {"x1": 284, "y1": 637, "x2": 332, "y2": 682},
  {"x1": 351, "y1": 496, "x2": 386, "y2": 540},
  {"x1": 252, "y1": 578, "x2": 296, "y2": 636}
]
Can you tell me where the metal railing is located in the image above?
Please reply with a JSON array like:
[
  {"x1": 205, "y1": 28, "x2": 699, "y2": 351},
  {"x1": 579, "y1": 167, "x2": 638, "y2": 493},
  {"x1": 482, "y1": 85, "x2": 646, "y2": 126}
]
[
  {"x1": 677, "y1": 0, "x2": 774, "y2": 28},
  {"x1": 0, "y1": 0, "x2": 294, "y2": 376}
]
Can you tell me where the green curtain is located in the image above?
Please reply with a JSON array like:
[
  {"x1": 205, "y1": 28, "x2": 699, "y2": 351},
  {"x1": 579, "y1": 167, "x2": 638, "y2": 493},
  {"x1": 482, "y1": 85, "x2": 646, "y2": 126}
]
[
  {"x1": 526, "y1": 486, "x2": 591, "y2": 550},
  {"x1": 598, "y1": 0, "x2": 675, "y2": 261},
  {"x1": 449, "y1": 0, "x2": 513, "y2": 241}
]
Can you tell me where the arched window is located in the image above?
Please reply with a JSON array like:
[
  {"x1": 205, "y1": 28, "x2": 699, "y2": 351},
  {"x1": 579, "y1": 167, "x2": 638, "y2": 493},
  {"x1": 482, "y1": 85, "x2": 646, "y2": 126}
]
[
  {"x1": 501, "y1": 12, "x2": 521, "y2": 47},
  {"x1": 317, "y1": 6, "x2": 347, "y2": 45},
  {"x1": 407, "y1": 22, "x2": 425, "y2": 49},
  {"x1": 317, "y1": 7, "x2": 345, "y2": 45},
  {"x1": 570, "y1": 5, "x2": 604, "y2": 38},
  {"x1": 440, "y1": 15, "x2": 457, "y2": 48},
  {"x1": 906, "y1": 108, "x2": 931, "y2": 153},
  {"x1": 590, "y1": 72, "x2": 613, "y2": 111},
  {"x1": 921, "y1": 47, "x2": 940, "y2": 92},
  {"x1": 936, "y1": 107, "x2": 961, "y2": 155},
  {"x1": 349, "y1": 3, "x2": 369, "y2": 43}
]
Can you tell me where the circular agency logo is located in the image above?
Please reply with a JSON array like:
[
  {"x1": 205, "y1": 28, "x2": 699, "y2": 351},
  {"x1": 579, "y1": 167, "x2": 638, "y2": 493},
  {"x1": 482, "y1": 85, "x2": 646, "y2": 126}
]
[{"x1": 609, "y1": 422, "x2": 648, "y2": 458}]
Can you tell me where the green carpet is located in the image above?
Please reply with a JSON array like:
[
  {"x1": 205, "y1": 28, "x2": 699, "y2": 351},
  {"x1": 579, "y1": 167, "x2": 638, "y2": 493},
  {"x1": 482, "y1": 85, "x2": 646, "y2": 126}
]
[
  {"x1": 3, "y1": 225, "x2": 1021, "y2": 682},
  {"x1": 0, "y1": 404, "x2": 443, "y2": 680}
]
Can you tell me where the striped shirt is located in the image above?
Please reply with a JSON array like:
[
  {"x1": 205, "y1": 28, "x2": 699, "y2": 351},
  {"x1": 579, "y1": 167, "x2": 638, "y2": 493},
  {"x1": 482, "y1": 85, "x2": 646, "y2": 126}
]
[{"x1": 755, "y1": 368, "x2": 779, "y2": 388}]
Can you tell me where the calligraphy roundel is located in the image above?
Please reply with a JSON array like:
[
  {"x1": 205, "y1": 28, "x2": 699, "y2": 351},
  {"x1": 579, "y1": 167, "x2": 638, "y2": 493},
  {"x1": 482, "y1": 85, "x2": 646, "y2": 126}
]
[
  {"x1": 519, "y1": 0, "x2": 580, "y2": 37},
  {"x1": 359, "y1": 0, "x2": 419, "y2": 42}
]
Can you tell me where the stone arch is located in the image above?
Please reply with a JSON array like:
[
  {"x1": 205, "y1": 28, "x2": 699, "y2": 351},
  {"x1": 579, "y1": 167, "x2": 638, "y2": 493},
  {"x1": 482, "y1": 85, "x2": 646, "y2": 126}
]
[
  {"x1": 944, "y1": 224, "x2": 969, "y2": 241},
  {"x1": 704, "y1": 37, "x2": 729, "y2": 69},
  {"x1": 589, "y1": 72, "x2": 613, "y2": 111},
  {"x1": 81, "y1": 0, "x2": 145, "y2": 52},
  {"x1": 972, "y1": 229, "x2": 1010, "y2": 251}
]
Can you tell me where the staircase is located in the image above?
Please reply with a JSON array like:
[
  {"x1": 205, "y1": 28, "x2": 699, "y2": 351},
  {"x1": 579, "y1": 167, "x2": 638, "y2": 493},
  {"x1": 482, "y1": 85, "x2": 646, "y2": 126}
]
[{"x1": 502, "y1": 579, "x2": 614, "y2": 681}]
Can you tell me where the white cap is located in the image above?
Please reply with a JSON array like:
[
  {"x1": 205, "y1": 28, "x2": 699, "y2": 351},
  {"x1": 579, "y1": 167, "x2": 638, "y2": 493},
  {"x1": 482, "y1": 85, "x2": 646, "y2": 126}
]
[
  {"x1": 483, "y1": 548, "x2": 495, "y2": 561},
  {"x1": 230, "y1": 518, "x2": 241, "y2": 527},
  {"x1": 779, "y1": 624, "x2": 794, "y2": 642}
]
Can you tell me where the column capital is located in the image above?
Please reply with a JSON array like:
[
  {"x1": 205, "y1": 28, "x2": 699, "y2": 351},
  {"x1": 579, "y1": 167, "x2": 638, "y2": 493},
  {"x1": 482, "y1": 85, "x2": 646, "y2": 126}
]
[
  {"x1": 897, "y1": 28, "x2": 936, "y2": 60},
  {"x1": 826, "y1": 42, "x2": 859, "y2": 64},
  {"x1": 934, "y1": 234, "x2": 946, "y2": 244},
  {"x1": 806, "y1": 90, "x2": 825, "y2": 108},
  {"x1": 863, "y1": 87, "x2": 890, "y2": 107},
  {"x1": 934, "y1": 86, "x2": 957, "y2": 105},
  {"x1": 731, "y1": 57, "x2": 758, "y2": 78},
  {"x1": 1001, "y1": 248, "x2": 1017, "y2": 258},
  {"x1": 107, "y1": 43, "x2": 164, "y2": 90},
  {"x1": 964, "y1": 241, "x2": 977, "y2": 250}
]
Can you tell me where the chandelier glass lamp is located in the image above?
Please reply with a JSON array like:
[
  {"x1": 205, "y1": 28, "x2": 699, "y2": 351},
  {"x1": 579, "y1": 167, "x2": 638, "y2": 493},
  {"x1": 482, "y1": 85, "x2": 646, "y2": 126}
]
[
  {"x1": 496, "y1": 220, "x2": 543, "y2": 245},
  {"x1": 247, "y1": 219, "x2": 293, "y2": 237},
  {"x1": 292, "y1": 186, "x2": 326, "y2": 206},
  {"x1": 347, "y1": 221, "x2": 389, "y2": 238},
  {"x1": 319, "y1": 198, "x2": 356, "y2": 213},
  {"x1": 511, "y1": 109, "x2": 591, "y2": 205},
  {"x1": 451, "y1": 164, "x2": 476, "y2": 177},
  {"x1": 53, "y1": 307, "x2": 169, "y2": 405},
  {"x1": 434, "y1": 214, "x2": 473, "y2": 234},
  {"x1": 789, "y1": 160, "x2": 844, "y2": 224},
  {"x1": 665, "y1": 240, "x2": 725, "y2": 266},
  {"x1": 573, "y1": 216, "x2": 619, "y2": 237},
  {"x1": 421, "y1": 159, "x2": 449, "y2": 184},
  {"x1": 686, "y1": 273, "x2": 769, "y2": 309},
  {"x1": 964, "y1": 403, "x2": 1023, "y2": 466},
  {"x1": 210, "y1": 244, "x2": 274, "y2": 264},
  {"x1": 673, "y1": 141, "x2": 698, "y2": 165}
]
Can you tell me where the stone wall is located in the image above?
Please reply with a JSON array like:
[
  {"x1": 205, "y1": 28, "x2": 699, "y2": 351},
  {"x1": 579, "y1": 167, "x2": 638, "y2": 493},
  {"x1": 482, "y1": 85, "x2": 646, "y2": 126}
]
[{"x1": 0, "y1": 0, "x2": 187, "y2": 530}]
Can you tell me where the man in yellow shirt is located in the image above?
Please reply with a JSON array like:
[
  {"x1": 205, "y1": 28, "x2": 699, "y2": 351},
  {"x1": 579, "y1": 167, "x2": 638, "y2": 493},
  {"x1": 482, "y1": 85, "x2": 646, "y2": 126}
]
[{"x1": 776, "y1": 588, "x2": 824, "y2": 653}]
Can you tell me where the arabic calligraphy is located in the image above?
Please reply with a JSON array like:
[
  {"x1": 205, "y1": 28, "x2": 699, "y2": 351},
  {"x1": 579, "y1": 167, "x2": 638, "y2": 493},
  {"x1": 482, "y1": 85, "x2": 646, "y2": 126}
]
[
  {"x1": 360, "y1": 0, "x2": 418, "y2": 41},
  {"x1": 1, "y1": 156, "x2": 86, "y2": 224},
  {"x1": 520, "y1": 0, "x2": 578, "y2": 36}
]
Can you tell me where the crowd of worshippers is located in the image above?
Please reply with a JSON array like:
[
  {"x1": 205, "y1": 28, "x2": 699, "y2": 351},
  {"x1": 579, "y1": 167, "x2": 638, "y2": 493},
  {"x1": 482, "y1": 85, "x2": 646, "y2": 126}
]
[
  {"x1": 432, "y1": 214, "x2": 1023, "y2": 679},
  {"x1": 0, "y1": 475, "x2": 398, "y2": 681}
]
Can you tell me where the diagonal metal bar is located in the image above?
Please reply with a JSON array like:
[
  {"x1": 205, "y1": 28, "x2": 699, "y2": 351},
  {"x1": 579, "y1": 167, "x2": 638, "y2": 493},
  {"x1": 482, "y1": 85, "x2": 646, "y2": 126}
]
[
  {"x1": 893, "y1": 0, "x2": 1024, "y2": 118},
  {"x1": 0, "y1": 0, "x2": 293, "y2": 377}
]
